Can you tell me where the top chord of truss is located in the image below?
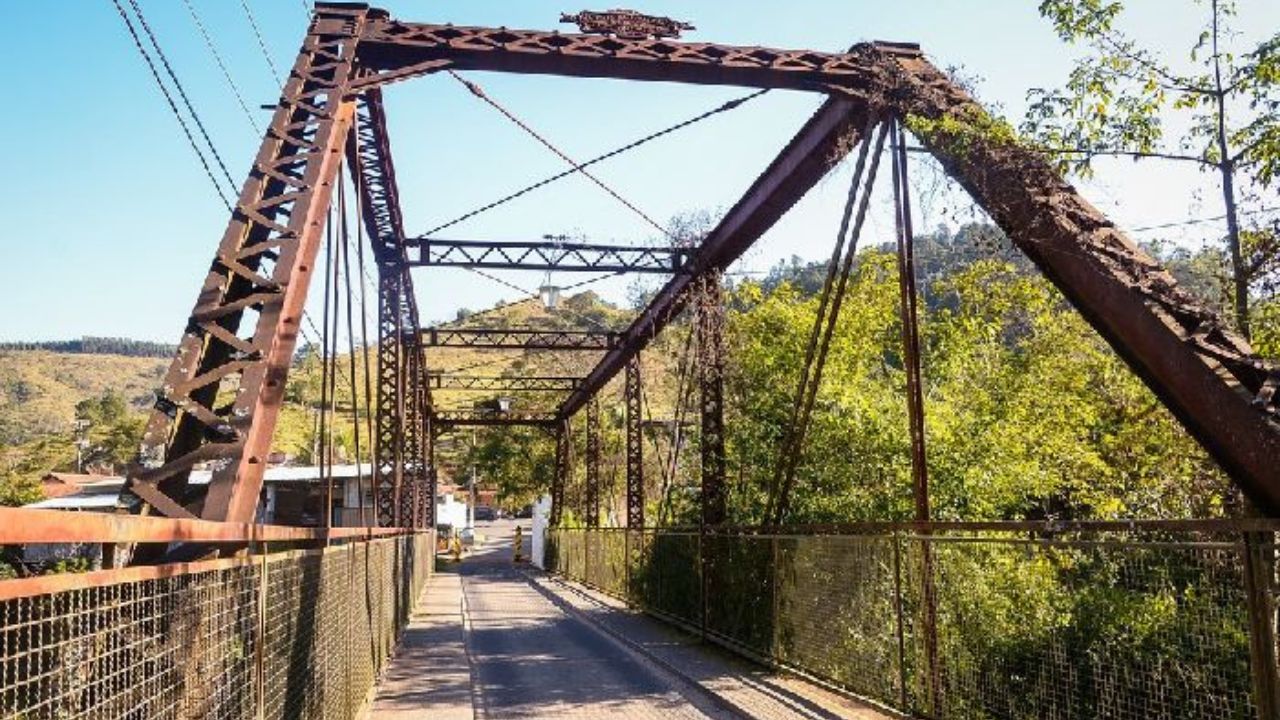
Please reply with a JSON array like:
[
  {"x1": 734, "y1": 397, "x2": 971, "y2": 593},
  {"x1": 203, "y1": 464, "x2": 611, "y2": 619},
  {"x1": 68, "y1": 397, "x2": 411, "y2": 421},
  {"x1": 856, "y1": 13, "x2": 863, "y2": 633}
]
[
  {"x1": 404, "y1": 238, "x2": 692, "y2": 273},
  {"x1": 422, "y1": 328, "x2": 620, "y2": 350}
]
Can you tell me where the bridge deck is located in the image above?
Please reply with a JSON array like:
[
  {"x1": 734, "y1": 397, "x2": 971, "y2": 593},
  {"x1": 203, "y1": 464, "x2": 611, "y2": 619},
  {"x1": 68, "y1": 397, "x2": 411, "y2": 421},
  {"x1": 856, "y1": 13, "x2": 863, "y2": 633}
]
[{"x1": 370, "y1": 523, "x2": 890, "y2": 720}]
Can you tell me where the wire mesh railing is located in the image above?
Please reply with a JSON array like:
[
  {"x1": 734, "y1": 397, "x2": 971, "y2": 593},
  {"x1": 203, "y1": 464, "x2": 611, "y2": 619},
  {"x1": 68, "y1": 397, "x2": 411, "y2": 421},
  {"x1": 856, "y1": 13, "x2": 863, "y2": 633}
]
[
  {"x1": 0, "y1": 532, "x2": 433, "y2": 720},
  {"x1": 547, "y1": 523, "x2": 1280, "y2": 720}
]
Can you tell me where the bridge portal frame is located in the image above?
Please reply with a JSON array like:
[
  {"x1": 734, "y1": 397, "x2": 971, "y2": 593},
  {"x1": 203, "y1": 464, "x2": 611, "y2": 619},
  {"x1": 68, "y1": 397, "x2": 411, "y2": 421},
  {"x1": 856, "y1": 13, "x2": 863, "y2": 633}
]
[{"x1": 113, "y1": 0, "x2": 1280, "y2": 558}]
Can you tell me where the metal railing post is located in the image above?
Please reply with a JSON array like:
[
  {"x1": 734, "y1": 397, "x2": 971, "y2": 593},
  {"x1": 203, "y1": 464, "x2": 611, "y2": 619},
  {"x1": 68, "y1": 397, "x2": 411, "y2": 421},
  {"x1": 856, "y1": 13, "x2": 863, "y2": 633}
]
[{"x1": 1245, "y1": 531, "x2": 1280, "y2": 720}]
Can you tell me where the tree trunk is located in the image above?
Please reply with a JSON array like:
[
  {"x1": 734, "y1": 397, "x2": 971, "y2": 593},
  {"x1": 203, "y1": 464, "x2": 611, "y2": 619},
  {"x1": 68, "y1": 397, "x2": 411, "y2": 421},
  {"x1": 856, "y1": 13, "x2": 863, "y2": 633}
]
[
  {"x1": 1212, "y1": 0, "x2": 1250, "y2": 338},
  {"x1": 1222, "y1": 159, "x2": 1250, "y2": 338}
]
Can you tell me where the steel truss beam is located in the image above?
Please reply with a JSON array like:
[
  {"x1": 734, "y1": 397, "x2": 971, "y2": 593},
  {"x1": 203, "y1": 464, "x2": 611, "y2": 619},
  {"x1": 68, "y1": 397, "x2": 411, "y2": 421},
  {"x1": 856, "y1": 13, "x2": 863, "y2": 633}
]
[
  {"x1": 404, "y1": 238, "x2": 691, "y2": 273},
  {"x1": 625, "y1": 357, "x2": 644, "y2": 529},
  {"x1": 426, "y1": 374, "x2": 582, "y2": 392},
  {"x1": 434, "y1": 410, "x2": 559, "y2": 427},
  {"x1": 550, "y1": 418, "x2": 569, "y2": 527},
  {"x1": 351, "y1": 87, "x2": 433, "y2": 528},
  {"x1": 344, "y1": 20, "x2": 1279, "y2": 513},
  {"x1": 133, "y1": 2, "x2": 1280, "y2": 541},
  {"x1": 585, "y1": 398, "x2": 601, "y2": 527},
  {"x1": 116, "y1": 6, "x2": 373, "y2": 531},
  {"x1": 355, "y1": 19, "x2": 913, "y2": 92},
  {"x1": 560, "y1": 97, "x2": 875, "y2": 420},
  {"x1": 422, "y1": 328, "x2": 620, "y2": 350}
]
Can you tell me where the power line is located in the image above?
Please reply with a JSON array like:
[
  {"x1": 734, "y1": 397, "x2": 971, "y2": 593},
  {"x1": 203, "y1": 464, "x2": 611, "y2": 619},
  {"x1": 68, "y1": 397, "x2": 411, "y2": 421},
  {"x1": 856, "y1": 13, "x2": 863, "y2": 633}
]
[
  {"x1": 109, "y1": 0, "x2": 232, "y2": 211},
  {"x1": 418, "y1": 88, "x2": 768, "y2": 239},
  {"x1": 181, "y1": 0, "x2": 261, "y2": 135},
  {"x1": 125, "y1": 0, "x2": 238, "y2": 194},
  {"x1": 240, "y1": 0, "x2": 283, "y2": 86},
  {"x1": 445, "y1": 70, "x2": 675, "y2": 241},
  {"x1": 1128, "y1": 206, "x2": 1279, "y2": 234}
]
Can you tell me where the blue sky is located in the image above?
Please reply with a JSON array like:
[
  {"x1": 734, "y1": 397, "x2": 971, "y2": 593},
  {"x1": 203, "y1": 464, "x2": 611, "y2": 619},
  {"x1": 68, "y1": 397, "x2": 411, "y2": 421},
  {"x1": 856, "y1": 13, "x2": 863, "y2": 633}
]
[{"x1": 1, "y1": 0, "x2": 1276, "y2": 342}]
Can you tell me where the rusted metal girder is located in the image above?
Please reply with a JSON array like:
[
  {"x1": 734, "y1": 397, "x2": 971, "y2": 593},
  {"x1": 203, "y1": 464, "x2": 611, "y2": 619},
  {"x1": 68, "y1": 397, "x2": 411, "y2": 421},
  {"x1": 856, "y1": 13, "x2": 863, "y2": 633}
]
[
  {"x1": 0, "y1": 508, "x2": 412, "y2": 546},
  {"x1": 585, "y1": 398, "x2": 601, "y2": 527},
  {"x1": 880, "y1": 54, "x2": 1280, "y2": 513},
  {"x1": 349, "y1": 87, "x2": 433, "y2": 527},
  {"x1": 115, "y1": 6, "x2": 373, "y2": 531},
  {"x1": 625, "y1": 357, "x2": 644, "y2": 528},
  {"x1": 403, "y1": 238, "x2": 691, "y2": 273},
  {"x1": 559, "y1": 97, "x2": 876, "y2": 420},
  {"x1": 422, "y1": 328, "x2": 621, "y2": 350},
  {"x1": 426, "y1": 374, "x2": 583, "y2": 392},
  {"x1": 551, "y1": 418, "x2": 570, "y2": 526},
  {"x1": 348, "y1": 16, "x2": 1280, "y2": 512},
  {"x1": 434, "y1": 410, "x2": 560, "y2": 427},
  {"x1": 354, "y1": 17, "x2": 910, "y2": 92}
]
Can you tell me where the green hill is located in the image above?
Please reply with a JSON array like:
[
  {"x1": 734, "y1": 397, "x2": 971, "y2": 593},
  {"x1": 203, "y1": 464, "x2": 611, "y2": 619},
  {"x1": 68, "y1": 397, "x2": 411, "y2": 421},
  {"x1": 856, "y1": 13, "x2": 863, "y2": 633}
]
[{"x1": 0, "y1": 350, "x2": 166, "y2": 445}]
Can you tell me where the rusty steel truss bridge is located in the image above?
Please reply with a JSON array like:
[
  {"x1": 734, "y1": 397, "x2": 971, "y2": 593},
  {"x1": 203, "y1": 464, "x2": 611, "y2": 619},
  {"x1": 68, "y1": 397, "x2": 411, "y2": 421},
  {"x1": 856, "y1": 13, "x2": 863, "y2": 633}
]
[{"x1": 4, "y1": 3, "x2": 1280, "y2": 719}]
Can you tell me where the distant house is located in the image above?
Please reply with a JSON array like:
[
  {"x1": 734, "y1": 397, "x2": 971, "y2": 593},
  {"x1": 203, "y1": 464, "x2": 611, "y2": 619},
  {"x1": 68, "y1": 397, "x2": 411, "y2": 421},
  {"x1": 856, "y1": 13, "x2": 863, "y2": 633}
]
[{"x1": 31, "y1": 465, "x2": 380, "y2": 526}]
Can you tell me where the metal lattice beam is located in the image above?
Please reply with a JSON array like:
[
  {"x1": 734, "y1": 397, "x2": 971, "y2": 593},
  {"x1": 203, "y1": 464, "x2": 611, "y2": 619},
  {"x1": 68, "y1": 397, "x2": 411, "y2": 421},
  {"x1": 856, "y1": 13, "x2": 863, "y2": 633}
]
[
  {"x1": 117, "y1": 6, "x2": 373, "y2": 530},
  {"x1": 434, "y1": 410, "x2": 559, "y2": 427},
  {"x1": 625, "y1": 357, "x2": 644, "y2": 529},
  {"x1": 585, "y1": 398, "x2": 601, "y2": 527},
  {"x1": 422, "y1": 328, "x2": 620, "y2": 350},
  {"x1": 551, "y1": 418, "x2": 569, "y2": 527},
  {"x1": 426, "y1": 375, "x2": 582, "y2": 392},
  {"x1": 404, "y1": 238, "x2": 691, "y2": 273},
  {"x1": 355, "y1": 19, "x2": 911, "y2": 92}
]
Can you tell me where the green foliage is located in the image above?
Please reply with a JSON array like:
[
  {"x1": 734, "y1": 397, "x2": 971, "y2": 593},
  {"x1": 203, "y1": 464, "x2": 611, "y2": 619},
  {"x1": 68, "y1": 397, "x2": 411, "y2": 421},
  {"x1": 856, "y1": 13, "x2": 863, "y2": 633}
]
[
  {"x1": 723, "y1": 227, "x2": 1230, "y2": 524},
  {"x1": 0, "y1": 337, "x2": 176, "y2": 358},
  {"x1": 1024, "y1": 0, "x2": 1280, "y2": 338}
]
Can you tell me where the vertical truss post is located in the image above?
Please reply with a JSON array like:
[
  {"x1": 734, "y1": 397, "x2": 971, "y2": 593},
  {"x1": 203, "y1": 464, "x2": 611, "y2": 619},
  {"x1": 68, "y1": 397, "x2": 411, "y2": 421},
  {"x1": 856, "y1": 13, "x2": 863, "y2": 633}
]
[
  {"x1": 893, "y1": 121, "x2": 941, "y2": 715},
  {"x1": 585, "y1": 398, "x2": 601, "y2": 527},
  {"x1": 116, "y1": 6, "x2": 373, "y2": 532},
  {"x1": 424, "y1": 408, "x2": 436, "y2": 528},
  {"x1": 401, "y1": 326, "x2": 422, "y2": 527},
  {"x1": 696, "y1": 272, "x2": 727, "y2": 527},
  {"x1": 375, "y1": 268, "x2": 404, "y2": 527},
  {"x1": 625, "y1": 357, "x2": 644, "y2": 528},
  {"x1": 551, "y1": 418, "x2": 569, "y2": 527}
]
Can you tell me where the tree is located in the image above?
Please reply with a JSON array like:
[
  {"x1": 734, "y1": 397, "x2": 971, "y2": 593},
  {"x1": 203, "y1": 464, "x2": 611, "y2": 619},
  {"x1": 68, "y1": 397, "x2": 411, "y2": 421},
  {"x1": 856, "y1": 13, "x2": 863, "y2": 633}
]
[{"x1": 1023, "y1": 0, "x2": 1280, "y2": 338}]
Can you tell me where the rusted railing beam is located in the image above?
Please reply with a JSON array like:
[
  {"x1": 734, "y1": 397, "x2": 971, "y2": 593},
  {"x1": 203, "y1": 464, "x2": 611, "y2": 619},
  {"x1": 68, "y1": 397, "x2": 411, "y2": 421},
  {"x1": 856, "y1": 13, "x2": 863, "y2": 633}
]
[{"x1": 0, "y1": 507, "x2": 416, "y2": 545}]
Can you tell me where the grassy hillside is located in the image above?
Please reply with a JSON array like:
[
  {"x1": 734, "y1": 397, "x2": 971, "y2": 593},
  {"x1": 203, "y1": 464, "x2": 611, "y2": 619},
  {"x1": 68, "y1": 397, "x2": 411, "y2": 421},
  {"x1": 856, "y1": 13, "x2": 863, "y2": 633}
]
[
  {"x1": 0, "y1": 291, "x2": 645, "y2": 505},
  {"x1": 0, "y1": 350, "x2": 166, "y2": 444}
]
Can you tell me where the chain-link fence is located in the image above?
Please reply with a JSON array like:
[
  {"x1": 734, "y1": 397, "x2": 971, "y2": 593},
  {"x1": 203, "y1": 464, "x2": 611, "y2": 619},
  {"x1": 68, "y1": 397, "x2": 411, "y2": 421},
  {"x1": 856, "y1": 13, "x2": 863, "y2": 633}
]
[
  {"x1": 547, "y1": 524, "x2": 1279, "y2": 720},
  {"x1": 0, "y1": 532, "x2": 433, "y2": 720}
]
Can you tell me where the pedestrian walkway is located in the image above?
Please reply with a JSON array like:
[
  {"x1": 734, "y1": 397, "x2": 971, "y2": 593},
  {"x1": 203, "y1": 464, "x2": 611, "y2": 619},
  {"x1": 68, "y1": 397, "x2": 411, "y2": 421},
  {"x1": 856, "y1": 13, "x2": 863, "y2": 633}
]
[{"x1": 369, "y1": 524, "x2": 894, "y2": 720}]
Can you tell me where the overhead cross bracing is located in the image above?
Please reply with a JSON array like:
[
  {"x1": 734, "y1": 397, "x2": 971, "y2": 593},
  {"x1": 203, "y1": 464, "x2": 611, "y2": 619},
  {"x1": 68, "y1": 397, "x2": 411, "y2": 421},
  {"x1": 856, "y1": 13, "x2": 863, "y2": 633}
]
[
  {"x1": 422, "y1": 328, "x2": 621, "y2": 351},
  {"x1": 405, "y1": 238, "x2": 692, "y2": 273},
  {"x1": 7, "y1": 5, "x2": 1280, "y2": 720},
  {"x1": 426, "y1": 374, "x2": 583, "y2": 392},
  {"x1": 101, "y1": 1, "x2": 1280, "y2": 552}
]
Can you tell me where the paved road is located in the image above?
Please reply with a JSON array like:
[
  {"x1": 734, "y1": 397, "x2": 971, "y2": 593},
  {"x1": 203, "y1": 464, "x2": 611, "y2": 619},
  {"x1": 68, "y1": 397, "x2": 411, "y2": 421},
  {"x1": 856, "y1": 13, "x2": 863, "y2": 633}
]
[
  {"x1": 371, "y1": 522, "x2": 889, "y2": 720},
  {"x1": 461, "y1": 521, "x2": 727, "y2": 718},
  {"x1": 371, "y1": 521, "x2": 729, "y2": 719}
]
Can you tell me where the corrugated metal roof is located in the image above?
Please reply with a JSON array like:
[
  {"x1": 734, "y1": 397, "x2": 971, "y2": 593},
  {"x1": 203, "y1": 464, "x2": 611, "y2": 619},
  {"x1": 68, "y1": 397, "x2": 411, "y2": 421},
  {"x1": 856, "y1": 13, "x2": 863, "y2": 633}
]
[{"x1": 25, "y1": 464, "x2": 375, "y2": 511}]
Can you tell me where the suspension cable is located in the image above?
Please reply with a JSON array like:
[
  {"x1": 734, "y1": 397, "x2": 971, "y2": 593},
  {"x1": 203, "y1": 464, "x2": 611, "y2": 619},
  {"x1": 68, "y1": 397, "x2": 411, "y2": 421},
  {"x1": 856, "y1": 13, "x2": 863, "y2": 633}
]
[
  {"x1": 181, "y1": 0, "x2": 261, "y2": 135},
  {"x1": 418, "y1": 88, "x2": 768, "y2": 239},
  {"x1": 351, "y1": 162, "x2": 378, "y2": 528},
  {"x1": 126, "y1": 0, "x2": 238, "y2": 194},
  {"x1": 319, "y1": 194, "x2": 335, "y2": 527},
  {"x1": 338, "y1": 174, "x2": 368, "y2": 528},
  {"x1": 444, "y1": 71, "x2": 672, "y2": 240},
  {"x1": 240, "y1": 0, "x2": 283, "y2": 86},
  {"x1": 766, "y1": 120, "x2": 889, "y2": 526},
  {"x1": 656, "y1": 322, "x2": 696, "y2": 527},
  {"x1": 108, "y1": 0, "x2": 232, "y2": 211}
]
